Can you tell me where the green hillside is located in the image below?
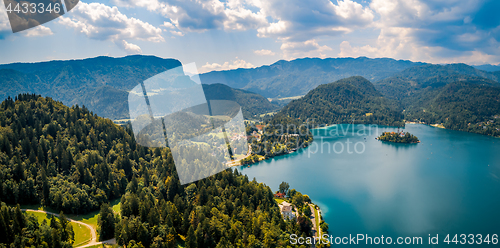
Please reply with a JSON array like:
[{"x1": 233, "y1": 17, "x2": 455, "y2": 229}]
[
  {"x1": 0, "y1": 56, "x2": 182, "y2": 120},
  {"x1": 405, "y1": 82, "x2": 500, "y2": 136},
  {"x1": 275, "y1": 76, "x2": 404, "y2": 127},
  {"x1": 200, "y1": 57, "x2": 424, "y2": 98},
  {"x1": 201, "y1": 83, "x2": 280, "y2": 119},
  {"x1": 0, "y1": 94, "x2": 320, "y2": 247},
  {"x1": 375, "y1": 64, "x2": 499, "y2": 103},
  {"x1": 0, "y1": 57, "x2": 280, "y2": 121}
]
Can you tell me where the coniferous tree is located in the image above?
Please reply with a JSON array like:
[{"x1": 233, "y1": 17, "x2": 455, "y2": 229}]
[{"x1": 98, "y1": 203, "x2": 115, "y2": 241}]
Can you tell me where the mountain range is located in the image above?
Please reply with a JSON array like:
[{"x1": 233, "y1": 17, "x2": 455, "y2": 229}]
[
  {"x1": 0, "y1": 56, "x2": 278, "y2": 120},
  {"x1": 1, "y1": 55, "x2": 500, "y2": 130},
  {"x1": 0, "y1": 55, "x2": 181, "y2": 120},
  {"x1": 200, "y1": 57, "x2": 425, "y2": 98},
  {"x1": 275, "y1": 76, "x2": 404, "y2": 126}
]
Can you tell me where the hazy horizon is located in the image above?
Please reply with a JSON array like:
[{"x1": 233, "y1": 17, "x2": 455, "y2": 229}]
[{"x1": 1, "y1": 0, "x2": 500, "y2": 73}]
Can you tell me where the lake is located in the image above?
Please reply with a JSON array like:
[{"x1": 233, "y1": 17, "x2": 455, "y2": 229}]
[{"x1": 239, "y1": 124, "x2": 500, "y2": 247}]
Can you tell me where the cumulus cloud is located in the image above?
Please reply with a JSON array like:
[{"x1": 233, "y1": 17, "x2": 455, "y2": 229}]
[
  {"x1": 116, "y1": 40, "x2": 143, "y2": 54},
  {"x1": 340, "y1": 0, "x2": 500, "y2": 64},
  {"x1": 111, "y1": 0, "x2": 161, "y2": 11},
  {"x1": 200, "y1": 58, "x2": 254, "y2": 73},
  {"x1": 23, "y1": 26, "x2": 53, "y2": 37},
  {"x1": 115, "y1": 0, "x2": 372, "y2": 59},
  {"x1": 58, "y1": 0, "x2": 500, "y2": 65},
  {"x1": 58, "y1": 2, "x2": 164, "y2": 42},
  {"x1": 223, "y1": 6, "x2": 267, "y2": 31},
  {"x1": 281, "y1": 39, "x2": 332, "y2": 59},
  {"x1": 256, "y1": 0, "x2": 373, "y2": 42},
  {"x1": 0, "y1": 0, "x2": 12, "y2": 39},
  {"x1": 254, "y1": 49, "x2": 276, "y2": 56},
  {"x1": 161, "y1": 21, "x2": 175, "y2": 29}
]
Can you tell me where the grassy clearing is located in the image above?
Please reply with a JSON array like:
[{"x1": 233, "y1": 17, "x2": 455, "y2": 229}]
[
  {"x1": 67, "y1": 210, "x2": 99, "y2": 230},
  {"x1": 81, "y1": 244, "x2": 117, "y2": 248},
  {"x1": 259, "y1": 112, "x2": 277, "y2": 117},
  {"x1": 26, "y1": 211, "x2": 92, "y2": 247},
  {"x1": 111, "y1": 198, "x2": 121, "y2": 215},
  {"x1": 208, "y1": 132, "x2": 226, "y2": 139},
  {"x1": 20, "y1": 198, "x2": 122, "y2": 230},
  {"x1": 67, "y1": 198, "x2": 122, "y2": 229},
  {"x1": 71, "y1": 222, "x2": 92, "y2": 247},
  {"x1": 191, "y1": 141, "x2": 209, "y2": 146},
  {"x1": 274, "y1": 198, "x2": 285, "y2": 204},
  {"x1": 20, "y1": 199, "x2": 122, "y2": 244}
]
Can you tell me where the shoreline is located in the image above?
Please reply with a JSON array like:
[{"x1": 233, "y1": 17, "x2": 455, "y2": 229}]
[{"x1": 430, "y1": 123, "x2": 445, "y2": 129}]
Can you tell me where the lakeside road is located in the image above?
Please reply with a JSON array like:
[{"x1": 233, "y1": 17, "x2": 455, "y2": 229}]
[
  {"x1": 226, "y1": 144, "x2": 253, "y2": 167},
  {"x1": 308, "y1": 204, "x2": 321, "y2": 238},
  {"x1": 21, "y1": 209, "x2": 116, "y2": 248}
]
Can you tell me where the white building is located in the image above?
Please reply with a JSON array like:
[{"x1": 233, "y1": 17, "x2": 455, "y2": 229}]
[{"x1": 279, "y1": 201, "x2": 295, "y2": 220}]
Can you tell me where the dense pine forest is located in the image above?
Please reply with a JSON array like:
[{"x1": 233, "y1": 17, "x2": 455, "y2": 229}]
[
  {"x1": 0, "y1": 94, "x2": 320, "y2": 247},
  {"x1": 243, "y1": 116, "x2": 314, "y2": 163},
  {"x1": 403, "y1": 82, "x2": 500, "y2": 137},
  {"x1": 0, "y1": 203, "x2": 75, "y2": 247},
  {"x1": 377, "y1": 132, "x2": 419, "y2": 143},
  {"x1": 275, "y1": 76, "x2": 404, "y2": 127}
]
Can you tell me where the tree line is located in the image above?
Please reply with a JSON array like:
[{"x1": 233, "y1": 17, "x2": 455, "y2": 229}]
[{"x1": 0, "y1": 94, "x2": 325, "y2": 247}]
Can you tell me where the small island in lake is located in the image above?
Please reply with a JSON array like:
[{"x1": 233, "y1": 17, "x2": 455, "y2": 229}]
[{"x1": 376, "y1": 131, "x2": 420, "y2": 143}]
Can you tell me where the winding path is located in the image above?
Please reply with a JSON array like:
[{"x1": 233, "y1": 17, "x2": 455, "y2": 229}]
[
  {"x1": 226, "y1": 144, "x2": 253, "y2": 167},
  {"x1": 21, "y1": 209, "x2": 115, "y2": 248}
]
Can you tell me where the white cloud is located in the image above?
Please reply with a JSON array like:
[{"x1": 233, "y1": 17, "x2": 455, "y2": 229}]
[
  {"x1": 200, "y1": 58, "x2": 254, "y2": 73},
  {"x1": 281, "y1": 39, "x2": 332, "y2": 59},
  {"x1": 0, "y1": 0, "x2": 12, "y2": 39},
  {"x1": 256, "y1": 20, "x2": 287, "y2": 38},
  {"x1": 111, "y1": 0, "x2": 161, "y2": 11},
  {"x1": 157, "y1": 0, "x2": 227, "y2": 32},
  {"x1": 223, "y1": 7, "x2": 267, "y2": 31},
  {"x1": 170, "y1": 30, "x2": 184, "y2": 36},
  {"x1": 162, "y1": 22, "x2": 175, "y2": 29},
  {"x1": 255, "y1": 0, "x2": 374, "y2": 41},
  {"x1": 110, "y1": 0, "x2": 264, "y2": 33},
  {"x1": 254, "y1": 49, "x2": 275, "y2": 56},
  {"x1": 116, "y1": 40, "x2": 143, "y2": 54},
  {"x1": 106, "y1": 0, "x2": 375, "y2": 62},
  {"x1": 58, "y1": 2, "x2": 164, "y2": 42},
  {"x1": 23, "y1": 26, "x2": 53, "y2": 37},
  {"x1": 338, "y1": 41, "x2": 379, "y2": 58},
  {"x1": 335, "y1": 0, "x2": 500, "y2": 65}
]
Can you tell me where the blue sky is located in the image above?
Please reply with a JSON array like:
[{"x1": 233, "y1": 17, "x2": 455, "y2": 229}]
[{"x1": 0, "y1": 0, "x2": 499, "y2": 73}]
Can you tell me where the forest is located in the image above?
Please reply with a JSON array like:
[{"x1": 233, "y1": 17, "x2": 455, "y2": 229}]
[
  {"x1": 376, "y1": 132, "x2": 419, "y2": 143},
  {"x1": 404, "y1": 82, "x2": 500, "y2": 137},
  {"x1": 0, "y1": 203, "x2": 75, "y2": 247},
  {"x1": 0, "y1": 94, "x2": 324, "y2": 247},
  {"x1": 275, "y1": 76, "x2": 405, "y2": 127},
  {"x1": 242, "y1": 115, "x2": 314, "y2": 163}
]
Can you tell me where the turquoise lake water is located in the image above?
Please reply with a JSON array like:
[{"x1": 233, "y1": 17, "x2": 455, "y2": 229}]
[{"x1": 239, "y1": 124, "x2": 500, "y2": 247}]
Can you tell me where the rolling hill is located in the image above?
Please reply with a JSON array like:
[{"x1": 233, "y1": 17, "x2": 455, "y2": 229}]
[
  {"x1": 0, "y1": 94, "x2": 316, "y2": 247},
  {"x1": 0, "y1": 56, "x2": 280, "y2": 120},
  {"x1": 0, "y1": 55, "x2": 182, "y2": 119},
  {"x1": 201, "y1": 83, "x2": 280, "y2": 119},
  {"x1": 375, "y1": 64, "x2": 500, "y2": 105},
  {"x1": 200, "y1": 57, "x2": 425, "y2": 98},
  {"x1": 404, "y1": 82, "x2": 500, "y2": 137},
  {"x1": 274, "y1": 76, "x2": 404, "y2": 127}
]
